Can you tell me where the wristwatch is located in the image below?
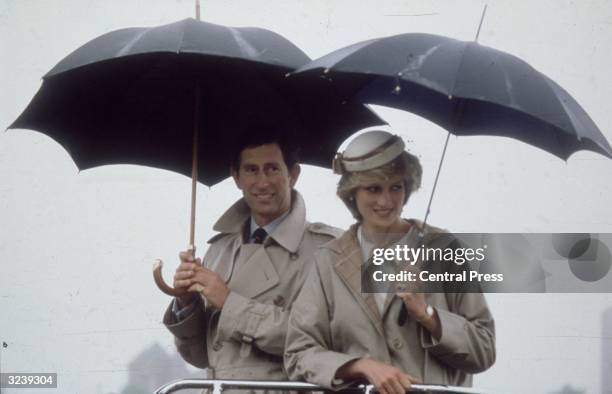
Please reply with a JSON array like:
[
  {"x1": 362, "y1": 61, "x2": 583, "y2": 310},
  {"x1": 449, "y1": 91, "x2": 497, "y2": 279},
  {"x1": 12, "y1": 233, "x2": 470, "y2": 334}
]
[{"x1": 418, "y1": 304, "x2": 435, "y2": 323}]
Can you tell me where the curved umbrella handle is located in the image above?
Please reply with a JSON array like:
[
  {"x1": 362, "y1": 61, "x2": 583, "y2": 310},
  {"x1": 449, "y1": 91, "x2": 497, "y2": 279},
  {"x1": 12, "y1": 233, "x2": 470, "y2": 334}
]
[
  {"x1": 153, "y1": 259, "x2": 183, "y2": 296},
  {"x1": 153, "y1": 246, "x2": 198, "y2": 297}
]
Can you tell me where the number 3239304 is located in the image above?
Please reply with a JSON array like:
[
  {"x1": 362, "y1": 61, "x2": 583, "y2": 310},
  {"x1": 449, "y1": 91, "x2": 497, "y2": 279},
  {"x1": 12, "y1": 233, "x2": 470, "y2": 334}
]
[{"x1": 1, "y1": 373, "x2": 57, "y2": 388}]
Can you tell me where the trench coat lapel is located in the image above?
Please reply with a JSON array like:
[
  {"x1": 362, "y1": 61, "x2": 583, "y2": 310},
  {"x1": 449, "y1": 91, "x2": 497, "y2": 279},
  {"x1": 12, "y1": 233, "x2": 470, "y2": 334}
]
[
  {"x1": 267, "y1": 192, "x2": 307, "y2": 253},
  {"x1": 208, "y1": 236, "x2": 242, "y2": 282},
  {"x1": 229, "y1": 244, "x2": 280, "y2": 299},
  {"x1": 332, "y1": 226, "x2": 384, "y2": 336}
]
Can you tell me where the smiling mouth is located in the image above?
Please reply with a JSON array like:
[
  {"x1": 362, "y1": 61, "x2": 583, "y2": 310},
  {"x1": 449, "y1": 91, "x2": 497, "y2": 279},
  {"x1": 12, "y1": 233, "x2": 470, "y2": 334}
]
[
  {"x1": 374, "y1": 209, "x2": 394, "y2": 216},
  {"x1": 254, "y1": 193, "x2": 274, "y2": 201}
]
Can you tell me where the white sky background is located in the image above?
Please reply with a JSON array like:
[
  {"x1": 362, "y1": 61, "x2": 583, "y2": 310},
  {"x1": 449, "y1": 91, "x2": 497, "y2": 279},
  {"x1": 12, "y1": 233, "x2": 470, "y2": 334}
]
[{"x1": 1, "y1": 0, "x2": 612, "y2": 393}]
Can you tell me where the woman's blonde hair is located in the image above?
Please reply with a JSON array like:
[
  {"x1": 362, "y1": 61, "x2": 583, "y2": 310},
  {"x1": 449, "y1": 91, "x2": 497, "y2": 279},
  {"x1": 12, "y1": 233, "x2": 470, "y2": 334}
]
[{"x1": 337, "y1": 151, "x2": 422, "y2": 220}]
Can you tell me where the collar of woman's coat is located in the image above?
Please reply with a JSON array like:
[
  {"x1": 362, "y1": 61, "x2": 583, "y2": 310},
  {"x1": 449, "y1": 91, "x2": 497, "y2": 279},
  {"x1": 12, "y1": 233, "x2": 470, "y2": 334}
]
[{"x1": 323, "y1": 218, "x2": 447, "y2": 256}]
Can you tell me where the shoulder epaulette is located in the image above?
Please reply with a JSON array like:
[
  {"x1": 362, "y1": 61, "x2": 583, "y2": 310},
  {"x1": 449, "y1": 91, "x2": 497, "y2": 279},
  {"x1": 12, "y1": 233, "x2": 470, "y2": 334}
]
[
  {"x1": 207, "y1": 232, "x2": 231, "y2": 244},
  {"x1": 307, "y1": 222, "x2": 343, "y2": 239}
]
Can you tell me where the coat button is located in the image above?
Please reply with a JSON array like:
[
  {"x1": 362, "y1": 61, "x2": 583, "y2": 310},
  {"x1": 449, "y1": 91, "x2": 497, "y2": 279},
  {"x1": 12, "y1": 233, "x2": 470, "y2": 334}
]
[
  {"x1": 392, "y1": 338, "x2": 403, "y2": 350},
  {"x1": 212, "y1": 341, "x2": 223, "y2": 351},
  {"x1": 290, "y1": 252, "x2": 299, "y2": 260},
  {"x1": 273, "y1": 295, "x2": 285, "y2": 307}
]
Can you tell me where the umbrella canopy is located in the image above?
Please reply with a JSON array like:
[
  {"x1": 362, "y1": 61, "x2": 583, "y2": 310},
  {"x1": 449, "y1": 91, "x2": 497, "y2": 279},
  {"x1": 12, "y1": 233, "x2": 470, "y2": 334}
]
[
  {"x1": 10, "y1": 18, "x2": 384, "y2": 186},
  {"x1": 290, "y1": 33, "x2": 612, "y2": 160}
]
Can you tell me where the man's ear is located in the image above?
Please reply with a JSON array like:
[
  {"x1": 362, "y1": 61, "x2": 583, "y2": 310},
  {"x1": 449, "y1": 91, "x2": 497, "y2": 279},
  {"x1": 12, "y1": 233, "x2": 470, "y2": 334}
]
[
  {"x1": 289, "y1": 163, "x2": 301, "y2": 187},
  {"x1": 231, "y1": 168, "x2": 242, "y2": 190}
]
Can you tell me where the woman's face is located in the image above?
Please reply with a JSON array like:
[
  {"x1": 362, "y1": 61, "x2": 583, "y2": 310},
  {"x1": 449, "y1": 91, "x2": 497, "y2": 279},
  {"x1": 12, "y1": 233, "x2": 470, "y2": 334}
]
[{"x1": 355, "y1": 175, "x2": 406, "y2": 231}]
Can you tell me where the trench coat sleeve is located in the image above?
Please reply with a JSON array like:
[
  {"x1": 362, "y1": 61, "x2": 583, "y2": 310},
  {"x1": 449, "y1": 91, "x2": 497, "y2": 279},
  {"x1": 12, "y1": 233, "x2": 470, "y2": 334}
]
[
  {"x1": 215, "y1": 291, "x2": 294, "y2": 356},
  {"x1": 163, "y1": 298, "x2": 211, "y2": 369},
  {"x1": 284, "y1": 261, "x2": 360, "y2": 389},
  {"x1": 420, "y1": 292, "x2": 496, "y2": 373}
]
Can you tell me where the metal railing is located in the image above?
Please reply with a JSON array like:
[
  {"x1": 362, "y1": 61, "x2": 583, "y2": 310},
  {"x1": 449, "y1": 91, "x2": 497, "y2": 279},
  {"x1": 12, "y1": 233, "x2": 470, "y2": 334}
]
[{"x1": 153, "y1": 379, "x2": 486, "y2": 394}]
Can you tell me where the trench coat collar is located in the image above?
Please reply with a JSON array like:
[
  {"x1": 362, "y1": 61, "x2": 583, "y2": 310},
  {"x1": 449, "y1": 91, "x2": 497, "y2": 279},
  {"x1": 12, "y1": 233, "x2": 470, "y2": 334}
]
[
  {"x1": 210, "y1": 190, "x2": 306, "y2": 253},
  {"x1": 328, "y1": 219, "x2": 431, "y2": 330},
  {"x1": 326, "y1": 219, "x2": 427, "y2": 254}
]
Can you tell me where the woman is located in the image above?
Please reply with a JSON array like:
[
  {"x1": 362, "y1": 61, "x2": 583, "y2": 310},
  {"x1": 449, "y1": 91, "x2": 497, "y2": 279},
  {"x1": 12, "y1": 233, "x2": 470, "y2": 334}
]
[{"x1": 284, "y1": 130, "x2": 495, "y2": 394}]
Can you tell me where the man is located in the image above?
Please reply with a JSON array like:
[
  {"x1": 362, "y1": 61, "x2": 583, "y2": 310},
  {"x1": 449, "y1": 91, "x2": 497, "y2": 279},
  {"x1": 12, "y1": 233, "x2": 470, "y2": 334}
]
[{"x1": 163, "y1": 123, "x2": 340, "y2": 382}]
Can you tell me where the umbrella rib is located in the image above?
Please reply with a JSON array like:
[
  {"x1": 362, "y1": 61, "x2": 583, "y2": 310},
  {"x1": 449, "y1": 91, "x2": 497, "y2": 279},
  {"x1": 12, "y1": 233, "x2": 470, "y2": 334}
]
[
  {"x1": 178, "y1": 30, "x2": 186, "y2": 54},
  {"x1": 539, "y1": 75, "x2": 589, "y2": 158},
  {"x1": 116, "y1": 29, "x2": 149, "y2": 57},
  {"x1": 448, "y1": 41, "x2": 472, "y2": 98}
]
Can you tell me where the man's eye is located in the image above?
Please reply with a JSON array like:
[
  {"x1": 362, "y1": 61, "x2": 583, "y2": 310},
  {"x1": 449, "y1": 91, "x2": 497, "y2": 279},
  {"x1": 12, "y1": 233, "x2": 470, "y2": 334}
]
[
  {"x1": 243, "y1": 166, "x2": 257, "y2": 174},
  {"x1": 266, "y1": 165, "x2": 280, "y2": 173}
]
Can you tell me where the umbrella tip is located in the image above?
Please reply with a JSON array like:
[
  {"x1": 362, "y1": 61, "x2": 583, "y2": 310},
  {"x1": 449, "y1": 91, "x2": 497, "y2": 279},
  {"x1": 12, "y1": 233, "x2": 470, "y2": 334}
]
[{"x1": 474, "y1": 4, "x2": 488, "y2": 42}]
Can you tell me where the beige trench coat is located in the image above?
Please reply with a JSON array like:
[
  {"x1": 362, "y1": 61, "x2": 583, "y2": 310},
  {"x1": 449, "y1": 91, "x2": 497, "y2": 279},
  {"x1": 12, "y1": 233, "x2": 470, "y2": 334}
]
[
  {"x1": 164, "y1": 191, "x2": 340, "y2": 381},
  {"x1": 285, "y1": 220, "x2": 496, "y2": 388}
]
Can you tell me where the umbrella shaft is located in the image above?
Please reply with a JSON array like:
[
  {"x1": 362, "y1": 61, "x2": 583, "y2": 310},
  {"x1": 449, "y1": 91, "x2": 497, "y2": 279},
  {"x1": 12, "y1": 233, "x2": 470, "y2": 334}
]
[
  {"x1": 423, "y1": 131, "x2": 451, "y2": 227},
  {"x1": 189, "y1": 83, "x2": 200, "y2": 254}
]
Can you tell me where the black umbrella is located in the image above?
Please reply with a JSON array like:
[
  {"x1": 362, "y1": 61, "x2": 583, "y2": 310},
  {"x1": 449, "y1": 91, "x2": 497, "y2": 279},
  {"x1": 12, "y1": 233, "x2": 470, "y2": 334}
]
[
  {"x1": 8, "y1": 17, "x2": 384, "y2": 295},
  {"x1": 10, "y1": 18, "x2": 383, "y2": 186},
  {"x1": 290, "y1": 33, "x2": 612, "y2": 160},
  {"x1": 289, "y1": 26, "x2": 612, "y2": 232}
]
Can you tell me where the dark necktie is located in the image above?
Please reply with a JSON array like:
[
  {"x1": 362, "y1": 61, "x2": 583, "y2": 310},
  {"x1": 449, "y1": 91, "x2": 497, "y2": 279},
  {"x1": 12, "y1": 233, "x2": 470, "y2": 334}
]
[{"x1": 252, "y1": 227, "x2": 268, "y2": 244}]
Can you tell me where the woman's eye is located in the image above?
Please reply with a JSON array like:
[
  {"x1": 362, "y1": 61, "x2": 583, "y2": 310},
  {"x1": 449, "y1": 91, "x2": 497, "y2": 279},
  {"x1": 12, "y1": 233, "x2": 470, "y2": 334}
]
[
  {"x1": 366, "y1": 186, "x2": 380, "y2": 193},
  {"x1": 391, "y1": 184, "x2": 404, "y2": 191}
]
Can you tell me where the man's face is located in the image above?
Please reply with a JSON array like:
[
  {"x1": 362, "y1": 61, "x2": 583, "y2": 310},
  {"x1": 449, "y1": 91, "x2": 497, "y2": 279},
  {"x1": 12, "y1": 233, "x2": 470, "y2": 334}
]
[{"x1": 232, "y1": 143, "x2": 300, "y2": 226}]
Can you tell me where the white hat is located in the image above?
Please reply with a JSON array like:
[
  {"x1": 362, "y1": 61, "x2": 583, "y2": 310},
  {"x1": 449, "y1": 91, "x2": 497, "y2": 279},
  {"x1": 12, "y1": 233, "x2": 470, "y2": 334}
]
[{"x1": 333, "y1": 130, "x2": 406, "y2": 174}]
